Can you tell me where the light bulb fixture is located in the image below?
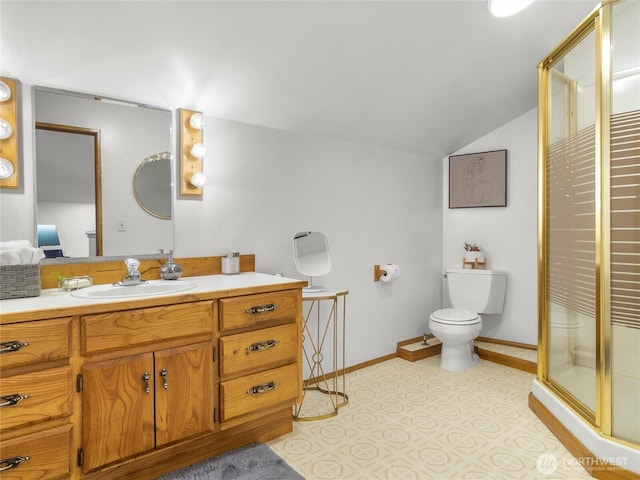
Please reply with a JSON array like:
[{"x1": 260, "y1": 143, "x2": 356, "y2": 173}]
[
  {"x1": 189, "y1": 112, "x2": 205, "y2": 130},
  {"x1": 0, "y1": 158, "x2": 14, "y2": 179},
  {"x1": 190, "y1": 142, "x2": 208, "y2": 159},
  {"x1": 0, "y1": 119, "x2": 13, "y2": 140},
  {"x1": 178, "y1": 108, "x2": 206, "y2": 196},
  {"x1": 0, "y1": 77, "x2": 18, "y2": 188},
  {"x1": 0, "y1": 81, "x2": 11, "y2": 102},
  {"x1": 487, "y1": 0, "x2": 534, "y2": 17},
  {"x1": 189, "y1": 172, "x2": 207, "y2": 187}
]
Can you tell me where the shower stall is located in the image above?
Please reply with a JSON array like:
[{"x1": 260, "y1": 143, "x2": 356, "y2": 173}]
[{"x1": 535, "y1": 0, "x2": 639, "y2": 474}]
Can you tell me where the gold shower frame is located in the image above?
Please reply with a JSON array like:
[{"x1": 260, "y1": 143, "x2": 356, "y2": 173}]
[{"x1": 537, "y1": 0, "x2": 619, "y2": 442}]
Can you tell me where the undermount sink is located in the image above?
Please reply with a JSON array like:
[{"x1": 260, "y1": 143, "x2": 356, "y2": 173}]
[{"x1": 70, "y1": 280, "x2": 196, "y2": 299}]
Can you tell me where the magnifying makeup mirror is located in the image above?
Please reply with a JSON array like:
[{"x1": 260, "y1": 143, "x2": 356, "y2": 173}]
[{"x1": 293, "y1": 231, "x2": 331, "y2": 293}]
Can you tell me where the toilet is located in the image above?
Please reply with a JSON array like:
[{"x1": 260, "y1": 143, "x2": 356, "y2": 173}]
[{"x1": 429, "y1": 268, "x2": 507, "y2": 371}]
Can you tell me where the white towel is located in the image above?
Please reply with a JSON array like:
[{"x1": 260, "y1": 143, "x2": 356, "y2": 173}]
[{"x1": 0, "y1": 241, "x2": 45, "y2": 266}]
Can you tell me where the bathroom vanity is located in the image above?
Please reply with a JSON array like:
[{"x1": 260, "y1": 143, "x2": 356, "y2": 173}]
[{"x1": 0, "y1": 269, "x2": 306, "y2": 479}]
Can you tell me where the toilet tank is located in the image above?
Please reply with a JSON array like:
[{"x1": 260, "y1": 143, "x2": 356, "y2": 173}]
[{"x1": 445, "y1": 268, "x2": 507, "y2": 314}]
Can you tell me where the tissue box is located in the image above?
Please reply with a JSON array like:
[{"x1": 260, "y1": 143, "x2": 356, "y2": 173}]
[{"x1": 0, "y1": 264, "x2": 41, "y2": 300}]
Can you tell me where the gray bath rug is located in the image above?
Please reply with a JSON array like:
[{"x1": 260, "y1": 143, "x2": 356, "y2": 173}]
[{"x1": 155, "y1": 443, "x2": 304, "y2": 480}]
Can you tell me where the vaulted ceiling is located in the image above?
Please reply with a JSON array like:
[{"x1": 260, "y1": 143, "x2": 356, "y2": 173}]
[{"x1": 1, "y1": 0, "x2": 598, "y2": 158}]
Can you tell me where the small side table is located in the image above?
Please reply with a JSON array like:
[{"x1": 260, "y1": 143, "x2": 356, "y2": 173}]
[{"x1": 293, "y1": 288, "x2": 349, "y2": 421}]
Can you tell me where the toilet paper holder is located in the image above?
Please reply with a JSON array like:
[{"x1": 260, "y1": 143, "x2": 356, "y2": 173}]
[
  {"x1": 374, "y1": 265, "x2": 385, "y2": 282},
  {"x1": 374, "y1": 264, "x2": 400, "y2": 282}
]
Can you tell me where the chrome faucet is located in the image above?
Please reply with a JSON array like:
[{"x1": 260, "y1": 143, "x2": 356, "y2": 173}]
[{"x1": 114, "y1": 258, "x2": 145, "y2": 286}]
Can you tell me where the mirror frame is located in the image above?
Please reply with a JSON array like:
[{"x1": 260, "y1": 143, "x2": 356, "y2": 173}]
[
  {"x1": 132, "y1": 154, "x2": 172, "y2": 220},
  {"x1": 32, "y1": 86, "x2": 176, "y2": 262},
  {"x1": 35, "y1": 121, "x2": 103, "y2": 256},
  {"x1": 293, "y1": 231, "x2": 332, "y2": 276}
]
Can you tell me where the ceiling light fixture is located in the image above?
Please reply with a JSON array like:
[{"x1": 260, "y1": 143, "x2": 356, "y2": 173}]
[{"x1": 488, "y1": 0, "x2": 534, "y2": 17}]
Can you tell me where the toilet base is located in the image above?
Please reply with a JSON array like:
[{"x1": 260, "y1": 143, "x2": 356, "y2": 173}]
[{"x1": 439, "y1": 341, "x2": 478, "y2": 372}]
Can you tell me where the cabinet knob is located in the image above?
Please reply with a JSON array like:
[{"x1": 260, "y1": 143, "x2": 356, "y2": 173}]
[
  {"x1": 247, "y1": 381, "x2": 279, "y2": 395},
  {"x1": 0, "y1": 340, "x2": 30, "y2": 354},
  {"x1": 159, "y1": 369, "x2": 168, "y2": 390},
  {"x1": 142, "y1": 372, "x2": 151, "y2": 394},
  {"x1": 245, "y1": 304, "x2": 279, "y2": 315},
  {"x1": 0, "y1": 393, "x2": 31, "y2": 407},
  {"x1": 246, "y1": 339, "x2": 279, "y2": 352},
  {"x1": 0, "y1": 456, "x2": 32, "y2": 472}
]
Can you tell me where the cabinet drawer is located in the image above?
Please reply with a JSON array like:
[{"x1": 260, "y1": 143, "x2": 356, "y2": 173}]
[
  {"x1": 0, "y1": 318, "x2": 71, "y2": 369},
  {"x1": 220, "y1": 323, "x2": 298, "y2": 377},
  {"x1": 82, "y1": 301, "x2": 213, "y2": 355},
  {"x1": 0, "y1": 366, "x2": 73, "y2": 432},
  {"x1": 0, "y1": 424, "x2": 72, "y2": 479},
  {"x1": 221, "y1": 363, "x2": 298, "y2": 421},
  {"x1": 220, "y1": 290, "x2": 299, "y2": 331}
]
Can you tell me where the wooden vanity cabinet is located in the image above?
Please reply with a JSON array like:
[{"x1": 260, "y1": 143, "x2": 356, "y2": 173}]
[
  {"x1": 79, "y1": 303, "x2": 214, "y2": 473},
  {"x1": 219, "y1": 289, "x2": 301, "y2": 424},
  {"x1": 0, "y1": 317, "x2": 73, "y2": 480},
  {"x1": 81, "y1": 343, "x2": 213, "y2": 472},
  {"x1": 1, "y1": 275, "x2": 304, "y2": 480}
]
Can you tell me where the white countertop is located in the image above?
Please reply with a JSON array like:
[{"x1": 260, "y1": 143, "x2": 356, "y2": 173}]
[{"x1": 0, "y1": 272, "x2": 305, "y2": 317}]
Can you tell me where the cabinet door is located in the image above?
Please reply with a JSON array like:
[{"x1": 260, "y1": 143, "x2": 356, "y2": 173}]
[
  {"x1": 82, "y1": 353, "x2": 155, "y2": 472},
  {"x1": 155, "y1": 342, "x2": 214, "y2": 446}
]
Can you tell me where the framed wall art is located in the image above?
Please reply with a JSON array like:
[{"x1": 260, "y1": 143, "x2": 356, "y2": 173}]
[{"x1": 449, "y1": 149, "x2": 507, "y2": 208}]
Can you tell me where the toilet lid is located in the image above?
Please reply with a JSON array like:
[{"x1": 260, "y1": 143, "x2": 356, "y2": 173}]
[{"x1": 431, "y1": 308, "x2": 480, "y2": 325}]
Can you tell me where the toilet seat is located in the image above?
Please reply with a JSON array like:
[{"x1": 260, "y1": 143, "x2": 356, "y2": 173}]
[{"x1": 430, "y1": 308, "x2": 480, "y2": 325}]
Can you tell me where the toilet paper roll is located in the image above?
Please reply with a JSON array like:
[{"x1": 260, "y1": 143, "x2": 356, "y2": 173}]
[{"x1": 379, "y1": 264, "x2": 401, "y2": 282}]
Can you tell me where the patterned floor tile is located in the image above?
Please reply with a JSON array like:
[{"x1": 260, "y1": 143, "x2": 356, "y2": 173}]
[{"x1": 269, "y1": 357, "x2": 592, "y2": 480}]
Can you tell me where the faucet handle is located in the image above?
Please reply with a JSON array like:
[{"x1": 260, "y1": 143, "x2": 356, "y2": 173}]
[{"x1": 125, "y1": 258, "x2": 141, "y2": 274}]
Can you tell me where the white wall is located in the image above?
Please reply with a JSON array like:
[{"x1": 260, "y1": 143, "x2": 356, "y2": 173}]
[
  {"x1": 442, "y1": 108, "x2": 538, "y2": 345},
  {"x1": 37, "y1": 201, "x2": 94, "y2": 257},
  {"x1": 176, "y1": 118, "x2": 443, "y2": 366},
  {"x1": 0, "y1": 94, "x2": 443, "y2": 367}
]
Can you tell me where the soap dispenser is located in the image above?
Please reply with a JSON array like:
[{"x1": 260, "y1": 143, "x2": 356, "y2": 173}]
[{"x1": 160, "y1": 251, "x2": 183, "y2": 280}]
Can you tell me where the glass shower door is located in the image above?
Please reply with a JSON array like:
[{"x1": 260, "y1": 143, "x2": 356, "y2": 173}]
[
  {"x1": 610, "y1": 0, "x2": 640, "y2": 444},
  {"x1": 545, "y1": 29, "x2": 597, "y2": 415}
]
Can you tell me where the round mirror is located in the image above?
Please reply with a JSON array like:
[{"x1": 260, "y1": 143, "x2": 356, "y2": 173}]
[
  {"x1": 293, "y1": 232, "x2": 331, "y2": 292},
  {"x1": 133, "y1": 152, "x2": 172, "y2": 219}
]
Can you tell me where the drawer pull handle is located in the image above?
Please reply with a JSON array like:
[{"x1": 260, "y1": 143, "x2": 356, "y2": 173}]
[
  {"x1": 245, "y1": 304, "x2": 279, "y2": 315},
  {"x1": 247, "y1": 381, "x2": 279, "y2": 395},
  {"x1": 0, "y1": 393, "x2": 31, "y2": 407},
  {"x1": 160, "y1": 369, "x2": 168, "y2": 390},
  {"x1": 247, "y1": 339, "x2": 279, "y2": 352},
  {"x1": 0, "y1": 341, "x2": 30, "y2": 354},
  {"x1": 0, "y1": 456, "x2": 32, "y2": 472},
  {"x1": 142, "y1": 372, "x2": 151, "y2": 394}
]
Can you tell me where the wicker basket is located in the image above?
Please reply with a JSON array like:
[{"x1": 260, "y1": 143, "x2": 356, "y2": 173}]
[{"x1": 0, "y1": 264, "x2": 41, "y2": 300}]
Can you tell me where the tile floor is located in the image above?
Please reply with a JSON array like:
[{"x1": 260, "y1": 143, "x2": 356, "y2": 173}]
[{"x1": 268, "y1": 356, "x2": 591, "y2": 480}]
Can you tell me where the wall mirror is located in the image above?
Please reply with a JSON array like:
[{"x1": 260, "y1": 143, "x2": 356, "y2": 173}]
[
  {"x1": 34, "y1": 87, "x2": 174, "y2": 259},
  {"x1": 133, "y1": 152, "x2": 172, "y2": 220},
  {"x1": 293, "y1": 231, "x2": 331, "y2": 292}
]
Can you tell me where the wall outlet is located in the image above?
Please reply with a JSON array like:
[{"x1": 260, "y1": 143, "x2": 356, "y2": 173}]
[{"x1": 117, "y1": 218, "x2": 127, "y2": 232}]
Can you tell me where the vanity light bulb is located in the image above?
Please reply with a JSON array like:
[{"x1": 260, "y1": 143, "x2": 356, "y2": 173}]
[
  {"x1": 0, "y1": 158, "x2": 14, "y2": 179},
  {"x1": 189, "y1": 172, "x2": 207, "y2": 187},
  {"x1": 190, "y1": 143, "x2": 208, "y2": 159},
  {"x1": 189, "y1": 113, "x2": 204, "y2": 130},
  {"x1": 0, "y1": 119, "x2": 12, "y2": 140},
  {"x1": 0, "y1": 81, "x2": 11, "y2": 102}
]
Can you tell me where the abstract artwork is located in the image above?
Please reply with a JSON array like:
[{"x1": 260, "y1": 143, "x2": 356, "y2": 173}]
[{"x1": 449, "y1": 150, "x2": 507, "y2": 208}]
